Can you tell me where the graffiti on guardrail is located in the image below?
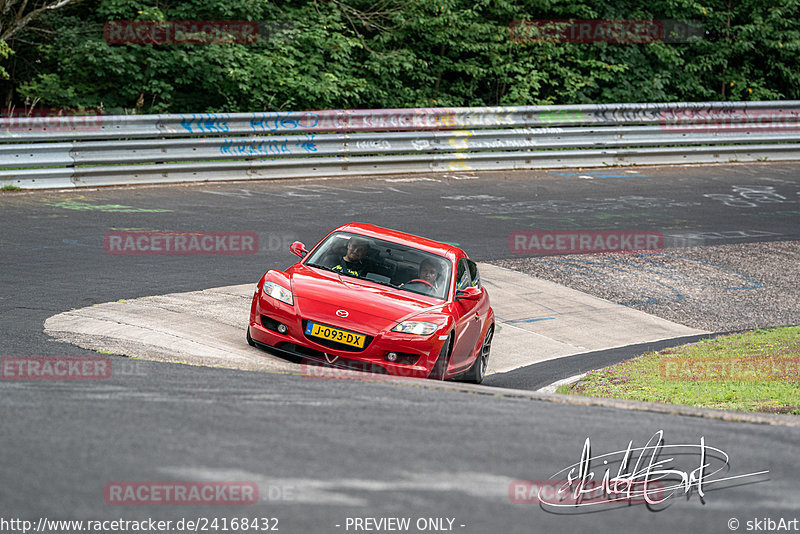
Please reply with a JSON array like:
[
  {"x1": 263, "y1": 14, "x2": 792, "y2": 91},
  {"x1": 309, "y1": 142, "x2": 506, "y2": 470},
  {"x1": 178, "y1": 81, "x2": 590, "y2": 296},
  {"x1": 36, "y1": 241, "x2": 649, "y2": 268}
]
[
  {"x1": 354, "y1": 139, "x2": 391, "y2": 150},
  {"x1": 180, "y1": 113, "x2": 231, "y2": 134},
  {"x1": 538, "y1": 103, "x2": 746, "y2": 125},
  {"x1": 411, "y1": 139, "x2": 431, "y2": 150},
  {"x1": 444, "y1": 130, "x2": 544, "y2": 150},
  {"x1": 246, "y1": 109, "x2": 515, "y2": 133},
  {"x1": 249, "y1": 112, "x2": 320, "y2": 133},
  {"x1": 216, "y1": 129, "x2": 573, "y2": 156},
  {"x1": 6, "y1": 102, "x2": 800, "y2": 187},
  {"x1": 221, "y1": 138, "x2": 290, "y2": 156},
  {"x1": 295, "y1": 134, "x2": 317, "y2": 152},
  {"x1": 219, "y1": 135, "x2": 318, "y2": 155},
  {"x1": 589, "y1": 102, "x2": 750, "y2": 124},
  {"x1": 538, "y1": 110, "x2": 589, "y2": 125}
]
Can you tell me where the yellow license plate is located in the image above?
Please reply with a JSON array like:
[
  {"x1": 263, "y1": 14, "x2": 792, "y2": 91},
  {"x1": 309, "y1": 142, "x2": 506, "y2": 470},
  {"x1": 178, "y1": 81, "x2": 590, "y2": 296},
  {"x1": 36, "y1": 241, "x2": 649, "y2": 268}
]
[{"x1": 305, "y1": 321, "x2": 366, "y2": 348}]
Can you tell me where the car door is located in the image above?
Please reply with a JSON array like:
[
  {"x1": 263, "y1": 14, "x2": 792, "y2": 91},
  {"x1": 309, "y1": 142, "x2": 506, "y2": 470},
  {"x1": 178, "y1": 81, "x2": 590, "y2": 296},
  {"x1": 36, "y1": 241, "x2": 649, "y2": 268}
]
[{"x1": 449, "y1": 257, "x2": 484, "y2": 371}]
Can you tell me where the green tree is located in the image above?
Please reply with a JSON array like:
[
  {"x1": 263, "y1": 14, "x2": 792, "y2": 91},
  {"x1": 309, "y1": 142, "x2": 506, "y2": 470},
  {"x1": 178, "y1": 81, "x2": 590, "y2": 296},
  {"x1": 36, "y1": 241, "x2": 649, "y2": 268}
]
[
  {"x1": 0, "y1": 0, "x2": 78, "y2": 85},
  {"x1": 3, "y1": 0, "x2": 799, "y2": 113}
]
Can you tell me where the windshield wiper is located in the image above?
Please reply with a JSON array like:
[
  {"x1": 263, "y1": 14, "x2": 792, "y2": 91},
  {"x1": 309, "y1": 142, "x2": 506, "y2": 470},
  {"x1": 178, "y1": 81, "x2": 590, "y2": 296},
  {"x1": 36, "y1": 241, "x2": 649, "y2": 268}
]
[
  {"x1": 307, "y1": 263, "x2": 400, "y2": 289},
  {"x1": 363, "y1": 278, "x2": 398, "y2": 289},
  {"x1": 306, "y1": 263, "x2": 363, "y2": 281},
  {"x1": 306, "y1": 262, "x2": 335, "y2": 273}
]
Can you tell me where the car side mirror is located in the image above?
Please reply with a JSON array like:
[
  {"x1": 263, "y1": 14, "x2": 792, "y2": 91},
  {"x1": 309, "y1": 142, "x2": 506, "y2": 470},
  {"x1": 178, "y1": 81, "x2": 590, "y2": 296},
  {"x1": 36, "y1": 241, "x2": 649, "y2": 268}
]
[
  {"x1": 456, "y1": 286, "x2": 482, "y2": 300},
  {"x1": 289, "y1": 241, "x2": 307, "y2": 258}
]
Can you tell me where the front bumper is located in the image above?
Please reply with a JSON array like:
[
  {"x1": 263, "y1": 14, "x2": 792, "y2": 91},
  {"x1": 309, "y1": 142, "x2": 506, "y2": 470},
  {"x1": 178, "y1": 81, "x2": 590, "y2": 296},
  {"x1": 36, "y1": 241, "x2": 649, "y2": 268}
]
[{"x1": 249, "y1": 293, "x2": 447, "y2": 379}]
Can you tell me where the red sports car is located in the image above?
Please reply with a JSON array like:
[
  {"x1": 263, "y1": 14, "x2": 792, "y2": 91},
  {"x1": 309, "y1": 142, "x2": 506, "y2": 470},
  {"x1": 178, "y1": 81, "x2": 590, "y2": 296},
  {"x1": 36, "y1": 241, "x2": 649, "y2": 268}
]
[{"x1": 247, "y1": 223, "x2": 494, "y2": 382}]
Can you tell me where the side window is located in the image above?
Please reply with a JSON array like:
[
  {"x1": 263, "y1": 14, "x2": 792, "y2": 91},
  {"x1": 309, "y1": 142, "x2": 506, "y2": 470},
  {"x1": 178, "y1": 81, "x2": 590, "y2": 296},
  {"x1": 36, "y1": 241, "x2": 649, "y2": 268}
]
[
  {"x1": 456, "y1": 258, "x2": 472, "y2": 291},
  {"x1": 467, "y1": 259, "x2": 481, "y2": 289}
]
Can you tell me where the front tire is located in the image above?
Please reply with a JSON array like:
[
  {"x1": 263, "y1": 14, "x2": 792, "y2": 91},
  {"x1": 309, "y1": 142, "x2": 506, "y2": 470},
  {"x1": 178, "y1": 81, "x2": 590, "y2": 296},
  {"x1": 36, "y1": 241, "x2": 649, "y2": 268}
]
[
  {"x1": 428, "y1": 334, "x2": 452, "y2": 380},
  {"x1": 463, "y1": 325, "x2": 493, "y2": 384},
  {"x1": 246, "y1": 326, "x2": 256, "y2": 347}
]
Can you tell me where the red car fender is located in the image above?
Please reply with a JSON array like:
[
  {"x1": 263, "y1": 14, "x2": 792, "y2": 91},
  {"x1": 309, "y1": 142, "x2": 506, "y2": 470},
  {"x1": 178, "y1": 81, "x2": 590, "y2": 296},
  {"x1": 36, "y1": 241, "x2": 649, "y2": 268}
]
[
  {"x1": 262, "y1": 268, "x2": 292, "y2": 289},
  {"x1": 424, "y1": 314, "x2": 457, "y2": 369},
  {"x1": 392, "y1": 303, "x2": 448, "y2": 326},
  {"x1": 250, "y1": 269, "x2": 292, "y2": 320}
]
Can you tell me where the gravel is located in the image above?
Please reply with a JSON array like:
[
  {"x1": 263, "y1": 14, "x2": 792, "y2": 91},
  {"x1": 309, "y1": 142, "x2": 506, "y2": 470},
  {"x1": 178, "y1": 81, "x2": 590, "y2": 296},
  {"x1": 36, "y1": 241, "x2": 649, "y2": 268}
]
[{"x1": 491, "y1": 240, "x2": 800, "y2": 332}]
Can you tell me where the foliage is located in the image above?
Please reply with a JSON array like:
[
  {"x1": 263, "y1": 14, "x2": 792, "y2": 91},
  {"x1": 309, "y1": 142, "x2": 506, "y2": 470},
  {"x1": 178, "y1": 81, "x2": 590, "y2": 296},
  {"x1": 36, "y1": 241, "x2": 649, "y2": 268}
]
[
  {"x1": 0, "y1": 39, "x2": 11, "y2": 80},
  {"x1": 1, "y1": 0, "x2": 798, "y2": 113}
]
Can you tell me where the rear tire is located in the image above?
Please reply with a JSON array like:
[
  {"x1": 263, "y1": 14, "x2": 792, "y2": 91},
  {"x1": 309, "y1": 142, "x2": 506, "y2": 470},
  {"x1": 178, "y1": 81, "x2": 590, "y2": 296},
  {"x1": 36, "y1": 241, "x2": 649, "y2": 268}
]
[
  {"x1": 428, "y1": 334, "x2": 452, "y2": 380},
  {"x1": 463, "y1": 325, "x2": 493, "y2": 384}
]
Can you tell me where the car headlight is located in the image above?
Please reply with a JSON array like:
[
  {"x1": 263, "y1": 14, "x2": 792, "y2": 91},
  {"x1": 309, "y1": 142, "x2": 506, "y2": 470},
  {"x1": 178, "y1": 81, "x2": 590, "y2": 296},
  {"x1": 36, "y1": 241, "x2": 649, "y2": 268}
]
[
  {"x1": 262, "y1": 281, "x2": 293, "y2": 305},
  {"x1": 392, "y1": 321, "x2": 438, "y2": 335}
]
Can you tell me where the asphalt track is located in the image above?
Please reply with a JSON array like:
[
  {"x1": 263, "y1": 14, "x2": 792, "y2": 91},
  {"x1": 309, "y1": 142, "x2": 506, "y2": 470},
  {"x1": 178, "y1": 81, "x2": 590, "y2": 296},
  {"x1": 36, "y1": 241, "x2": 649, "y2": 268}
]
[{"x1": 2, "y1": 163, "x2": 800, "y2": 532}]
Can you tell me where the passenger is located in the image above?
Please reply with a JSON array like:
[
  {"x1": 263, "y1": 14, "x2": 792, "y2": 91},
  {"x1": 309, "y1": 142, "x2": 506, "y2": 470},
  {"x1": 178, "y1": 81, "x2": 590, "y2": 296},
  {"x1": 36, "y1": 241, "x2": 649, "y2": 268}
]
[{"x1": 330, "y1": 237, "x2": 370, "y2": 277}]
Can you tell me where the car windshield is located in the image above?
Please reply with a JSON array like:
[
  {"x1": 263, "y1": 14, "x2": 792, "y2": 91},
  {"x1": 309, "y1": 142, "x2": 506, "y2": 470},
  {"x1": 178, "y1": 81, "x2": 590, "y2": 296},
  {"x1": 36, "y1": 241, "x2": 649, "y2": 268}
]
[{"x1": 305, "y1": 232, "x2": 452, "y2": 300}]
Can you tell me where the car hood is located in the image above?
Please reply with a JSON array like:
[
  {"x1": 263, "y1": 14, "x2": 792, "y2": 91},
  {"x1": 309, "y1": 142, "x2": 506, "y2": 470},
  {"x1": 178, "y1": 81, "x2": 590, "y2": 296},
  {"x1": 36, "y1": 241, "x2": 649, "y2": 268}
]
[{"x1": 288, "y1": 265, "x2": 443, "y2": 333}]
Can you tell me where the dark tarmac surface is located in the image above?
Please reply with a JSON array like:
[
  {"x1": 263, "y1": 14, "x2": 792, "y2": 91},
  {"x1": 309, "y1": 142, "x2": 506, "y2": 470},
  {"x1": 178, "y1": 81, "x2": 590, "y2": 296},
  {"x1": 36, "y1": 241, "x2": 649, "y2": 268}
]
[{"x1": 2, "y1": 162, "x2": 799, "y2": 532}]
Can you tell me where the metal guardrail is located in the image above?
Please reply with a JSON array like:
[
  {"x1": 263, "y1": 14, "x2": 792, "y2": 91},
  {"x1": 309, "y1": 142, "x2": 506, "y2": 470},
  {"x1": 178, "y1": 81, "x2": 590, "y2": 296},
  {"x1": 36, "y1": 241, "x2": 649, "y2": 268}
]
[{"x1": 2, "y1": 101, "x2": 800, "y2": 188}]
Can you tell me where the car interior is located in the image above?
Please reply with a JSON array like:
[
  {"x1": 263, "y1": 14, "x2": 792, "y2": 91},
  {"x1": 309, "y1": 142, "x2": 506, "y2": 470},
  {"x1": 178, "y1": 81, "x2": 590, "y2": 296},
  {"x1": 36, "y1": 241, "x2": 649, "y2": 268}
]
[{"x1": 309, "y1": 233, "x2": 450, "y2": 298}]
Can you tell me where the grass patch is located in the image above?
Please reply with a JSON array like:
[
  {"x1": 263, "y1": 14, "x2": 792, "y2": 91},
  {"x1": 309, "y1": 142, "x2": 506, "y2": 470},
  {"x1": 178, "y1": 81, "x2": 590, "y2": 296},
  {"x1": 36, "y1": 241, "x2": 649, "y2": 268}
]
[
  {"x1": 558, "y1": 326, "x2": 800, "y2": 414},
  {"x1": 1, "y1": 184, "x2": 22, "y2": 191}
]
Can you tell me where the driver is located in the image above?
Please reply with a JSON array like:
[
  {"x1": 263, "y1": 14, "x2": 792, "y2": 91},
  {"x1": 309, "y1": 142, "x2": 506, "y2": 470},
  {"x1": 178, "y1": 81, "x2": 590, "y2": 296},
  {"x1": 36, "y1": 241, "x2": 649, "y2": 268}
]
[
  {"x1": 418, "y1": 258, "x2": 442, "y2": 289},
  {"x1": 401, "y1": 258, "x2": 442, "y2": 295},
  {"x1": 331, "y1": 237, "x2": 370, "y2": 277}
]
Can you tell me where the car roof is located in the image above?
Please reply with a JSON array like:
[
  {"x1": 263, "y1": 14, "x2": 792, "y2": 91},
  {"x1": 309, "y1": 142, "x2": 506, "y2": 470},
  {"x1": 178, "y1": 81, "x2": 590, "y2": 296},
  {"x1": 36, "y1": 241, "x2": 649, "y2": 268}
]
[{"x1": 333, "y1": 222, "x2": 463, "y2": 259}]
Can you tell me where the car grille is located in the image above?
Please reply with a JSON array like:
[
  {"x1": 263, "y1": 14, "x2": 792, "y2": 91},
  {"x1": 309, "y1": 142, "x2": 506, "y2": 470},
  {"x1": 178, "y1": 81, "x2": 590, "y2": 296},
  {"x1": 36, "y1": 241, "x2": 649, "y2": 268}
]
[
  {"x1": 275, "y1": 343, "x2": 388, "y2": 374},
  {"x1": 301, "y1": 319, "x2": 373, "y2": 353}
]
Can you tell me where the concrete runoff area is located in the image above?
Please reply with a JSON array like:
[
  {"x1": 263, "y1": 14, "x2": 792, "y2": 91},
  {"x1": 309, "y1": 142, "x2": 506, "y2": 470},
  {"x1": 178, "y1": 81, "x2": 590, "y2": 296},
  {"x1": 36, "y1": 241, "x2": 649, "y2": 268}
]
[{"x1": 44, "y1": 263, "x2": 705, "y2": 378}]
